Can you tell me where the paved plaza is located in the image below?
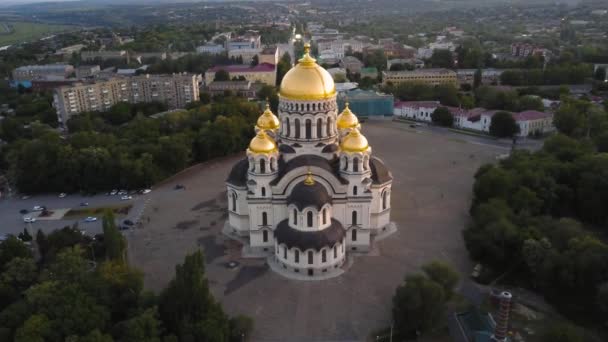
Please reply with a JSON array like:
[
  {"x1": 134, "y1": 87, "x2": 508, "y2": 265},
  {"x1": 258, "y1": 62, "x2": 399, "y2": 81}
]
[{"x1": 125, "y1": 121, "x2": 508, "y2": 341}]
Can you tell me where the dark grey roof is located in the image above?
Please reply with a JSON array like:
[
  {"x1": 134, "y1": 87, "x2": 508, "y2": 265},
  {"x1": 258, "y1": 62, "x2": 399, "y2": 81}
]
[
  {"x1": 270, "y1": 154, "x2": 348, "y2": 186},
  {"x1": 279, "y1": 144, "x2": 296, "y2": 153},
  {"x1": 287, "y1": 181, "x2": 332, "y2": 210},
  {"x1": 226, "y1": 158, "x2": 249, "y2": 186},
  {"x1": 370, "y1": 157, "x2": 392, "y2": 184},
  {"x1": 321, "y1": 143, "x2": 339, "y2": 153},
  {"x1": 274, "y1": 218, "x2": 345, "y2": 251}
]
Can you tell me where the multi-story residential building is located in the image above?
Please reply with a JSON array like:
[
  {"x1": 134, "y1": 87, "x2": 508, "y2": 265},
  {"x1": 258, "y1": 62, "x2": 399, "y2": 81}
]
[
  {"x1": 258, "y1": 47, "x2": 279, "y2": 65},
  {"x1": 228, "y1": 48, "x2": 261, "y2": 64},
  {"x1": 12, "y1": 64, "x2": 74, "y2": 82},
  {"x1": 205, "y1": 63, "x2": 276, "y2": 86},
  {"x1": 206, "y1": 81, "x2": 257, "y2": 99},
  {"x1": 382, "y1": 69, "x2": 457, "y2": 86},
  {"x1": 387, "y1": 58, "x2": 424, "y2": 70},
  {"x1": 510, "y1": 43, "x2": 546, "y2": 58},
  {"x1": 54, "y1": 73, "x2": 200, "y2": 125},
  {"x1": 81, "y1": 50, "x2": 128, "y2": 62},
  {"x1": 456, "y1": 69, "x2": 505, "y2": 86},
  {"x1": 340, "y1": 56, "x2": 364, "y2": 74},
  {"x1": 196, "y1": 43, "x2": 226, "y2": 55},
  {"x1": 227, "y1": 31, "x2": 261, "y2": 51},
  {"x1": 317, "y1": 39, "x2": 345, "y2": 58},
  {"x1": 75, "y1": 65, "x2": 101, "y2": 79}
]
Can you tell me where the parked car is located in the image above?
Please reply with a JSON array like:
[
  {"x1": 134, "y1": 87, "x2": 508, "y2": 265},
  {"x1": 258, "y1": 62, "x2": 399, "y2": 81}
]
[
  {"x1": 123, "y1": 219, "x2": 134, "y2": 226},
  {"x1": 118, "y1": 225, "x2": 130, "y2": 231},
  {"x1": 58, "y1": 193, "x2": 67, "y2": 198},
  {"x1": 23, "y1": 217, "x2": 36, "y2": 223},
  {"x1": 80, "y1": 202, "x2": 89, "y2": 207},
  {"x1": 121, "y1": 195, "x2": 132, "y2": 201},
  {"x1": 141, "y1": 189, "x2": 152, "y2": 194},
  {"x1": 32, "y1": 206, "x2": 45, "y2": 211},
  {"x1": 21, "y1": 195, "x2": 30, "y2": 200},
  {"x1": 84, "y1": 216, "x2": 97, "y2": 222},
  {"x1": 19, "y1": 209, "x2": 28, "y2": 214},
  {"x1": 110, "y1": 189, "x2": 118, "y2": 195}
]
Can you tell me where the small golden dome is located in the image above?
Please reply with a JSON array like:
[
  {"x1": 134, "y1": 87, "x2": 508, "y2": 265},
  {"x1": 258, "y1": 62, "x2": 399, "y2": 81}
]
[
  {"x1": 279, "y1": 43, "x2": 336, "y2": 101},
  {"x1": 336, "y1": 102, "x2": 359, "y2": 130},
  {"x1": 248, "y1": 130, "x2": 277, "y2": 154},
  {"x1": 256, "y1": 103, "x2": 280, "y2": 131},
  {"x1": 340, "y1": 128, "x2": 369, "y2": 153}
]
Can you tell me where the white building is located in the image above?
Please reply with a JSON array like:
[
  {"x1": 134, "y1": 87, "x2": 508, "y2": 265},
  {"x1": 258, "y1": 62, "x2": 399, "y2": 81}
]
[
  {"x1": 196, "y1": 44, "x2": 225, "y2": 55},
  {"x1": 225, "y1": 44, "x2": 394, "y2": 280}
]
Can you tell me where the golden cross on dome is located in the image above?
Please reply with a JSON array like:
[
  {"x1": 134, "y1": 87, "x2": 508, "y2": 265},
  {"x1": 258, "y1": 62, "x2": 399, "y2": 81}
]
[{"x1": 304, "y1": 168, "x2": 315, "y2": 186}]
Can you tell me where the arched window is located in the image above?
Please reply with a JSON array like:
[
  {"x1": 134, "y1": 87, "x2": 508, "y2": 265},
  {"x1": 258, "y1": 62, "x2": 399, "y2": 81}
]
[
  {"x1": 322, "y1": 249, "x2": 327, "y2": 263},
  {"x1": 352, "y1": 228, "x2": 357, "y2": 241},
  {"x1": 353, "y1": 186, "x2": 358, "y2": 196},
  {"x1": 382, "y1": 191, "x2": 388, "y2": 210},
  {"x1": 293, "y1": 208, "x2": 297, "y2": 225},
  {"x1": 263, "y1": 229, "x2": 268, "y2": 242},
  {"x1": 352, "y1": 211, "x2": 358, "y2": 225},
  {"x1": 307, "y1": 211, "x2": 313, "y2": 227},
  {"x1": 270, "y1": 158, "x2": 275, "y2": 172},
  {"x1": 308, "y1": 251, "x2": 313, "y2": 264},
  {"x1": 342, "y1": 156, "x2": 348, "y2": 171},
  {"x1": 327, "y1": 118, "x2": 332, "y2": 136},
  {"x1": 261, "y1": 187, "x2": 266, "y2": 197},
  {"x1": 231, "y1": 192, "x2": 237, "y2": 211},
  {"x1": 322, "y1": 208, "x2": 327, "y2": 225},
  {"x1": 305, "y1": 119, "x2": 312, "y2": 139},
  {"x1": 283, "y1": 246, "x2": 287, "y2": 259},
  {"x1": 262, "y1": 212, "x2": 268, "y2": 226},
  {"x1": 317, "y1": 118, "x2": 323, "y2": 138},
  {"x1": 333, "y1": 245, "x2": 337, "y2": 258},
  {"x1": 285, "y1": 117, "x2": 291, "y2": 137},
  {"x1": 295, "y1": 250, "x2": 299, "y2": 263},
  {"x1": 260, "y1": 159, "x2": 266, "y2": 173},
  {"x1": 353, "y1": 157, "x2": 359, "y2": 172},
  {"x1": 295, "y1": 119, "x2": 301, "y2": 138}
]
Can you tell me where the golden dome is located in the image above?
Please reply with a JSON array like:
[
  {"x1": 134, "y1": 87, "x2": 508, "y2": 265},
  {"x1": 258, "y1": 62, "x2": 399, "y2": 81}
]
[
  {"x1": 279, "y1": 43, "x2": 336, "y2": 101},
  {"x1": 340, "y1": 128, "x2": 369, "y2": 153},
  {"x1": 248, "y1": 130, "x2": 277, "y2": 154},
  {"x1": 256, "y1": 103, "x2": 280, "y2": 131},
  {"x1": 336, "y1": 102, "x2": 360, "y2": 130}
]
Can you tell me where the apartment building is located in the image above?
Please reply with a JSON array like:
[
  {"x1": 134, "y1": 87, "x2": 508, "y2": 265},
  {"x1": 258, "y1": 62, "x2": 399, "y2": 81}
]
[
  {"x1": 54, "y1": 73, "x2": 201, "y2": 126},
  {"x1": 204, "y1": 63, "x2": 276, "y2": 86},
  {"x1": 382, "y1": 68, "x2": 457, "y2": 86},
  {"x1": 12, "y1": 64, "x2": 74, "y2": 82},
  {"x1": 81, "y1": 50, "x2": 128, "y2": 62}
]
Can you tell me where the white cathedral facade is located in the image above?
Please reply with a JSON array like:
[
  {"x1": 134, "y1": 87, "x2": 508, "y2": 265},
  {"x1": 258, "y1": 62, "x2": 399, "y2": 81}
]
[{"x1": 225, "y1": 44, "x2": 393, "y2": 279}]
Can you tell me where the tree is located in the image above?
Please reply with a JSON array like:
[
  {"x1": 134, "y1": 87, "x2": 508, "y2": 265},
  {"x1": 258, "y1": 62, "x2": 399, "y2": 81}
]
[
  {"x1": 594, "y1": 67, "x2": 606, "y2": 81},
  {"x1": 0, "y1": 236, "x2": 31, "y2": 270},
  {"x1": 431, "y1": 107, "x2": 453, "y2": 127},
  {"x1": 102, "y1": 211, "x2": 126, "y2": 262},
  {"x1": 14, "y1": 314, "x2": 52, "y2": 342},
  {"x1": 159, "y1": 250, "x2": 231, "y2": 341},
  {"x1": 214, "y1": 69, "x2": 230, "y2": 82},
  {"x1": 114, "y1": 308, "x2": 161, "y2": 342},
  {"x1": 392, "y1": 274, "x2": 445, "y2": 334},
  {"x1": 276, "y1": 52, "x2": 291, "y2": 85},
  {"x1": 429, "y1": 49, "x2": 454, "y2": 68},
  {"x1": 250, "y1": 55, "x2": 259, "y2": 67},
  {"x1": 422, "y1": 261, "x2": 459, "y2": 300},
  {"x1": 489, "y1": 111, "x2": 519, "y2": 138},
  {"x1": 541, "y1": 324, "x2": 583, "y2": 342}
]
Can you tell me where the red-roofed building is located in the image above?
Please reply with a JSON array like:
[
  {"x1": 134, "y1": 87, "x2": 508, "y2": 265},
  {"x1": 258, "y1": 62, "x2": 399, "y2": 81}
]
[{"x1": 204, "y1": 63, "x2": 276, "y2": 86}]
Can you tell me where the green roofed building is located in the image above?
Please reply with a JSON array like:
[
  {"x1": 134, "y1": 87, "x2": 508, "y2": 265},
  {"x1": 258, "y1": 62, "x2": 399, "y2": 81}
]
[{"x1": 337, "y1": 89, "x2": 394, "y2": 118}]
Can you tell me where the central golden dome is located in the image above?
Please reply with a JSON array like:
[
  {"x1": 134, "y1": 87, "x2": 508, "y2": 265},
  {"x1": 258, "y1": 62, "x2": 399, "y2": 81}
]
[{"x1": 279, "y1": 43, "x2": 336, "y2": 101}]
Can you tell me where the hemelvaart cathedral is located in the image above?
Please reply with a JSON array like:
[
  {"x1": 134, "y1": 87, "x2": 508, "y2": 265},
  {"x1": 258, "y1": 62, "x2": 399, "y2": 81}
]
[{"x1": 224, "y1": 44, "x2": 395, "y2": 280}]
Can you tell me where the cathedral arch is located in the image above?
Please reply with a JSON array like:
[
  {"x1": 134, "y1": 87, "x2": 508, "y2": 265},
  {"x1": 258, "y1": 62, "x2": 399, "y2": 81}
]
[
  {"x1": 260, "y1": 158, "x2": 266, "y2": 174},
  {"x1": 342, "y1": 156, "x2": 348, "y2": 171},
  {"x1": 305, "y1": 119, "x2": 312, "y2": 139},
  {"x1": 307, "y1": 211, "x2": 313, "y2": 227},
  {"x1": 353, "y1": 157, "x2": 360, "y2": 172},
  {"x1": 285, "y1": 117, "x2": 290, "y2": 137},
  {"x1": 308, "y1": 250, "x2": 313, "y2": 264},
  {"x1": 326, "y1": 117, "x2": 332, "y2": 136},
  {"x1": 317, "y1": 118, "x2": 323, "y2": 138}
]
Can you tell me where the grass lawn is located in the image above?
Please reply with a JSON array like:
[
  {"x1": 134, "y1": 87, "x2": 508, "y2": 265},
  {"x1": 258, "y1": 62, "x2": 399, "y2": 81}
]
[
  {"x1": 63, "y1": 204, "x2": 132, "y2": 219},
  {"x1": 0, "y1": 21, "x2": 74, "y2": 46}
]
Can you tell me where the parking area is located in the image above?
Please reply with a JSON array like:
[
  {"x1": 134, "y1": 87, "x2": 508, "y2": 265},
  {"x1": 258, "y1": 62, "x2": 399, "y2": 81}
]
[{"x1": 120, "y1": 121, "x2": 514, "y2": 341}]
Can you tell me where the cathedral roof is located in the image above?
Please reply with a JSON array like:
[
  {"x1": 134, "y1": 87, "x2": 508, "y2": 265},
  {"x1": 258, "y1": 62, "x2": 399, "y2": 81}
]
[
  {"x1": 270, "y1": 154, "x2": 348, "y2": 186},
  {"x1": 287, "y1": 179, "x2": 332, "y2": 210},
  {"x1": 226, "y1": 158, "x2": 249, "y2": 186},
  {"x1": 370, "y1": 157, "x2": 392, "y2": 184},
  {"x1": 274, "y1": 218, "x2": 345, "y2": 251}
]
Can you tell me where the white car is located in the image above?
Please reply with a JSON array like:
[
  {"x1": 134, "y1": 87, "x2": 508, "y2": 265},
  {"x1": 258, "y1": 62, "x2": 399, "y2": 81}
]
[
  {"x1": 110, "y1": 189, "x2": 118, "y2": 195},
  {"x1": 84, "y1": 216, "x2": 97, "y2": 222},
  {"x1": 142, "y1": 189, "x2": 152, "y2": 194},
  {"x1": 121, "y1": 195, "x2": 132, "y2": 200},
  {"x1": 32, "y1": 206, "x2": 45, "y2": 211},
  {"x1": 58, "y1": 193, "x2": 67, "y2": 198},
  {"x1": 23, "y1": 217, "x2": 36, "y2": 223}
]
